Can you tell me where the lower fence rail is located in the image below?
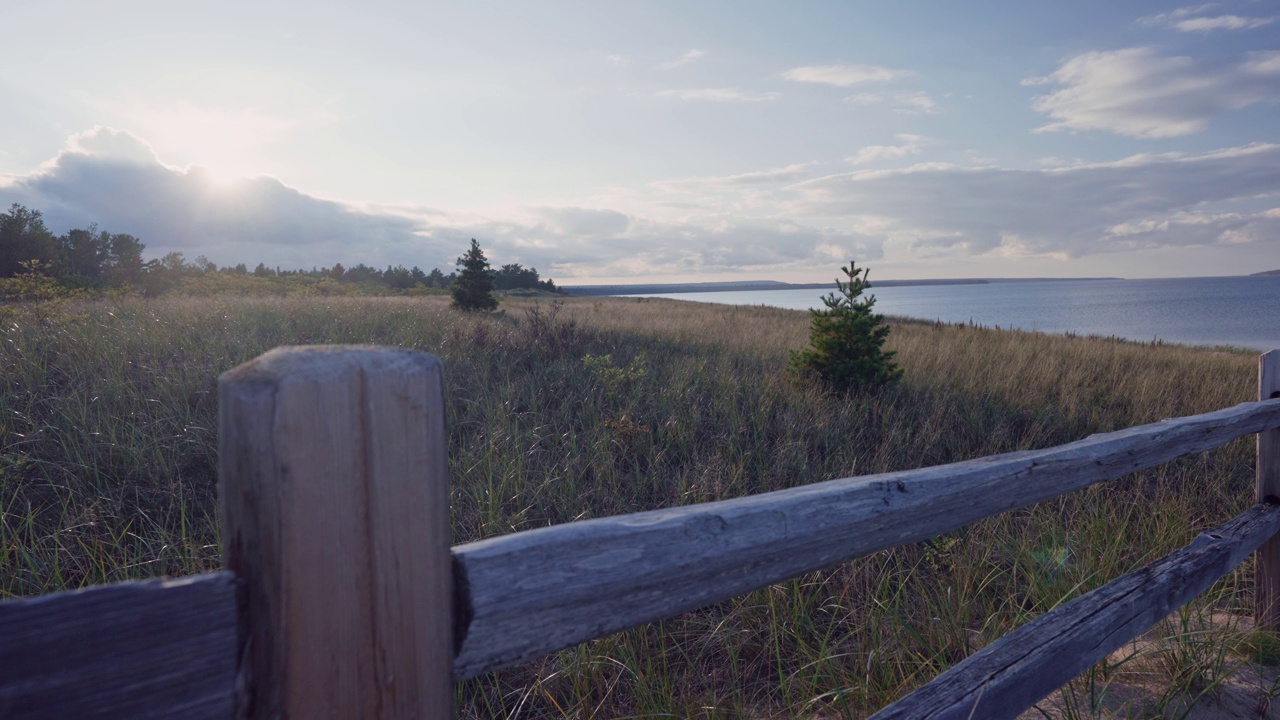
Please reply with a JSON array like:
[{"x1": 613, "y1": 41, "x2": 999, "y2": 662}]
[{"x1": 870, "y1": 502, "x2": 1280, "y2": 720}]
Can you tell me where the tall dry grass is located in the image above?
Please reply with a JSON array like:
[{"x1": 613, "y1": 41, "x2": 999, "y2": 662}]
[{"x1": 0, "y1": 294, "x2": 1267, "y2": 717}]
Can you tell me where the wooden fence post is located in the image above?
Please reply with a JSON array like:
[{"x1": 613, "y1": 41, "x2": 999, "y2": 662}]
[
  {"x1": 1257, "y1": 350, "x2": 1280, "y2": 632},
  {"x1": 219, "y1": 346, "x2": 453, "y2": 719}
]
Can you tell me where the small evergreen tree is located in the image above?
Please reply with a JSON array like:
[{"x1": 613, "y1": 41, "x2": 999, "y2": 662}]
[
  {"x1": 451, "y1": 238, "x2": 498, "y2": 311},
  {"x1": 790, "y1": 261, "x2": 902, "y2": 391}
]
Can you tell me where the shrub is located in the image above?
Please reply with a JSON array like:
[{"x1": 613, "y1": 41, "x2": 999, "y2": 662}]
[
  {"x1": 790, "y1": 260, "x2": 902, "y2": 391},
  {"x1": 0, "y1": 260, "x2": 75, "y2": 302}
]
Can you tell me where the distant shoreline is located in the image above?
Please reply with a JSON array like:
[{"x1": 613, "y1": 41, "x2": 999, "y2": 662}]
[{"x1": 562, "y1": 277, "x2": 1122, "y2": 297}]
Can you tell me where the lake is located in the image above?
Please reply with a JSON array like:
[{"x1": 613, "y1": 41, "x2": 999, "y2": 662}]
[{"x1": 631, "y1": 276, "x2": 1280, "y2": 352}]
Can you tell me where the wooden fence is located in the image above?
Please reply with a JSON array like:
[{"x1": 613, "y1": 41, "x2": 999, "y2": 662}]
[{"x1": 2, "y1": 346, "x2": 1279, "y2": 719}]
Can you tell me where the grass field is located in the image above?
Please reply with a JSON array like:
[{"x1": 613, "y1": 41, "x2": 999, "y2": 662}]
[{"x1": 0, "y1": 294, "x2": 1271, "y2": 717}]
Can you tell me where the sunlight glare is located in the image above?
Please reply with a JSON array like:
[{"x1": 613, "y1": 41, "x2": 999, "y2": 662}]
[{"x1": 128, "y1": 103, "x2": 293, "y2": 185}]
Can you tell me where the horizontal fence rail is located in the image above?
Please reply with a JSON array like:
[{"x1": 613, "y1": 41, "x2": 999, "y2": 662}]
[
  {"x1": 452, "y1": 396, "x2": 1280, "y2": 679},
  {"x1": 0, "y1": 572, "x2": 238, "y2": 720},
  {"x1": 870, "y1": 502, "x2": 1280, "y2": 720}
]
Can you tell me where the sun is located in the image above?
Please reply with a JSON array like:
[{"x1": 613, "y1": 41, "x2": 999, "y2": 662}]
[
  {"x1": 127, "y1": 103, "x2": 293, "y2": 186},
  {"x1": 190, "y1": 163, "x2": 246, "y2": 189}
]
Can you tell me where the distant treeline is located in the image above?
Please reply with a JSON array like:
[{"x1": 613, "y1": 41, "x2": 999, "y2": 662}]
[{"x1": 0, "y1": 203, "x2": 558, "y2": 298}]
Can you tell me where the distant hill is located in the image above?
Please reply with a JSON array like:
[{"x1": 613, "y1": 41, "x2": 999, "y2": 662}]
[
  {"x1": 562, "y1": 277, "x2": 1119, "y2": 297},
  {"x1": 1252, "y1": 269, "x2": 1280, "y2": 276}
]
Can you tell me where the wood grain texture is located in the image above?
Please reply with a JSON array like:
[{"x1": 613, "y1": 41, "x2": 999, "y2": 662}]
[
  {"x1": 868, "y1": 503, "x2": 1280, "y2": 720},
  {"x1": 0, "y1": 572, "x2": 237, "y2": 720},
  {"x1": 452, "y1": 397, "x2": 1280, "y2": 680},
  {"x1": 220, "y1": 346, "x2": 453, "y2": 719},
  {"x1": 1258, "y1": 350, "x2": 1280, "y2": 630}
]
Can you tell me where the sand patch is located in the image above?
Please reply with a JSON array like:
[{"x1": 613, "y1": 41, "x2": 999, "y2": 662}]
[{"x1": 1021, "y1": 613, "x2": 1280, "y2": 719}]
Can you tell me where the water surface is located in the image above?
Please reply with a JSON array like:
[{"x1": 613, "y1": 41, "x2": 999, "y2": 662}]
[{"x1": 632, "y1": 277, "x2": 1280, "y2": 352}]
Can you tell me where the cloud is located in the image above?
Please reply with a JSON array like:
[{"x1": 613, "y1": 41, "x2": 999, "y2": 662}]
[
  {"x1": 1, "y1": 127, "x2": 432, "y2": 268},
  {"x1": 789, "y1": 143, "x2": 1280, "y2": 259},
  {"x1": 529, "y1": 215, "x2": 883, "y2": 275},
  {"x1": 963, "y1": 150, "x2": 997, "y2": 165},
  {"x1": 1037, "y1": 156, "x2": 1086, "y2": 168},
  {"x1": 894, "y1": 92, "x2": 939, "y2": 115},
  {"x1": 656, "y1": 163, "x2": 819, "y2": 190},
  {"x1": 847, "y1": 135, "x2": 932, "y2": 165},
  {"x1": 99, "y1": 103, "x2": 309, "y2": 181},
  {"x1": 1175, "y1": 15, "x2": 1275, "y2": 31},
  {"x1": 657, "y1": 49, "x2": 705, "y2": 70},
  {"x1": 0, "y1": 127, "x2": 877, "y2": 279},
  {"x1": 782, "y1": 64, "x2": 913, "y2": 87},
  {"x1": 1137, "y1": 4, "x2": 1219, "y2": 26},
  {"x1": 606, "y1": 54, "x2": 630, "y2": 66},
  {"x1": 1137, "y1": 4, "x2": 1273, "y2": 31},
  {"x1": 62, "y1": 126, "x2": 162, "y2": 166},
  {"x1": 534, "y1": 207, "x2": 630, "y2": 237},
  {"x1": 11, "y1": 127, "x2": 1280, "y2": 281},
  {"x1": 1025, "y1": 48, "x2": 1280, "y2": 138},
  {"x1": 846, "y1": 91, "x2": 939, "y2": 115},
  {"x1": 654, "y1": 87, "x2": 779, "y2": 102}
]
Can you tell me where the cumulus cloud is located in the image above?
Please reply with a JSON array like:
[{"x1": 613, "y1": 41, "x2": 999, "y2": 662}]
[
  {"x1": 1025, "y1": 48, "x2": 1280, "y2": 138},
  {"x1": 0, "y1": 128, "x2": 433, "y2": 268},
  {"x1": 847, "y1": 135, "x2": 932, "y2": 165},
  {"x1": 782, "y1": 64, "x2": 913, "y2": 87},
  {"x1": 62, "y1": 126, "x2": 162, "y2": 165},
  {"x1": 654, "y1": 87, "x2": 779, "y2": 102},
  {"x1": 657, "y1": 49, "x2": 705, "y2": 70},
  {"x1": 0, "y1": 127, "x2": 877, "y2": 279},
  {"x1": 789, "y1": 143, "x2": 1280, "y2": 259}
]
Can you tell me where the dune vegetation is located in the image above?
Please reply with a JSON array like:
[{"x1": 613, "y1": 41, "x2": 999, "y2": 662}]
[{"x1": 0, "y1": 293, "x2": 1273, "y2": 717}]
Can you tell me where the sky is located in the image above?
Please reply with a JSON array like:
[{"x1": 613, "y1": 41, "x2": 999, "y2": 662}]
[{"x1": 1, "y1": 1, "x2": 1278, "y2": 284}]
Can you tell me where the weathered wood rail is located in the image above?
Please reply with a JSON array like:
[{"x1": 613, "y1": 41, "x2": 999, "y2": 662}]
[
  {"x1": 871, "y1": 503, "x2": 1280, "y2": 720},
  {"x1": 0, "y1": 346, "x2": 1278, "y2": 719}
]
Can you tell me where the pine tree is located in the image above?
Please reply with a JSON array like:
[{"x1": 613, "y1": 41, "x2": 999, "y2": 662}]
[
  {"x1": 790, "y1": 261, "x2": 902, "y2": 391},
  {"x1": 451, "y1": 238, "x2": 499, "y2": 311}
]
